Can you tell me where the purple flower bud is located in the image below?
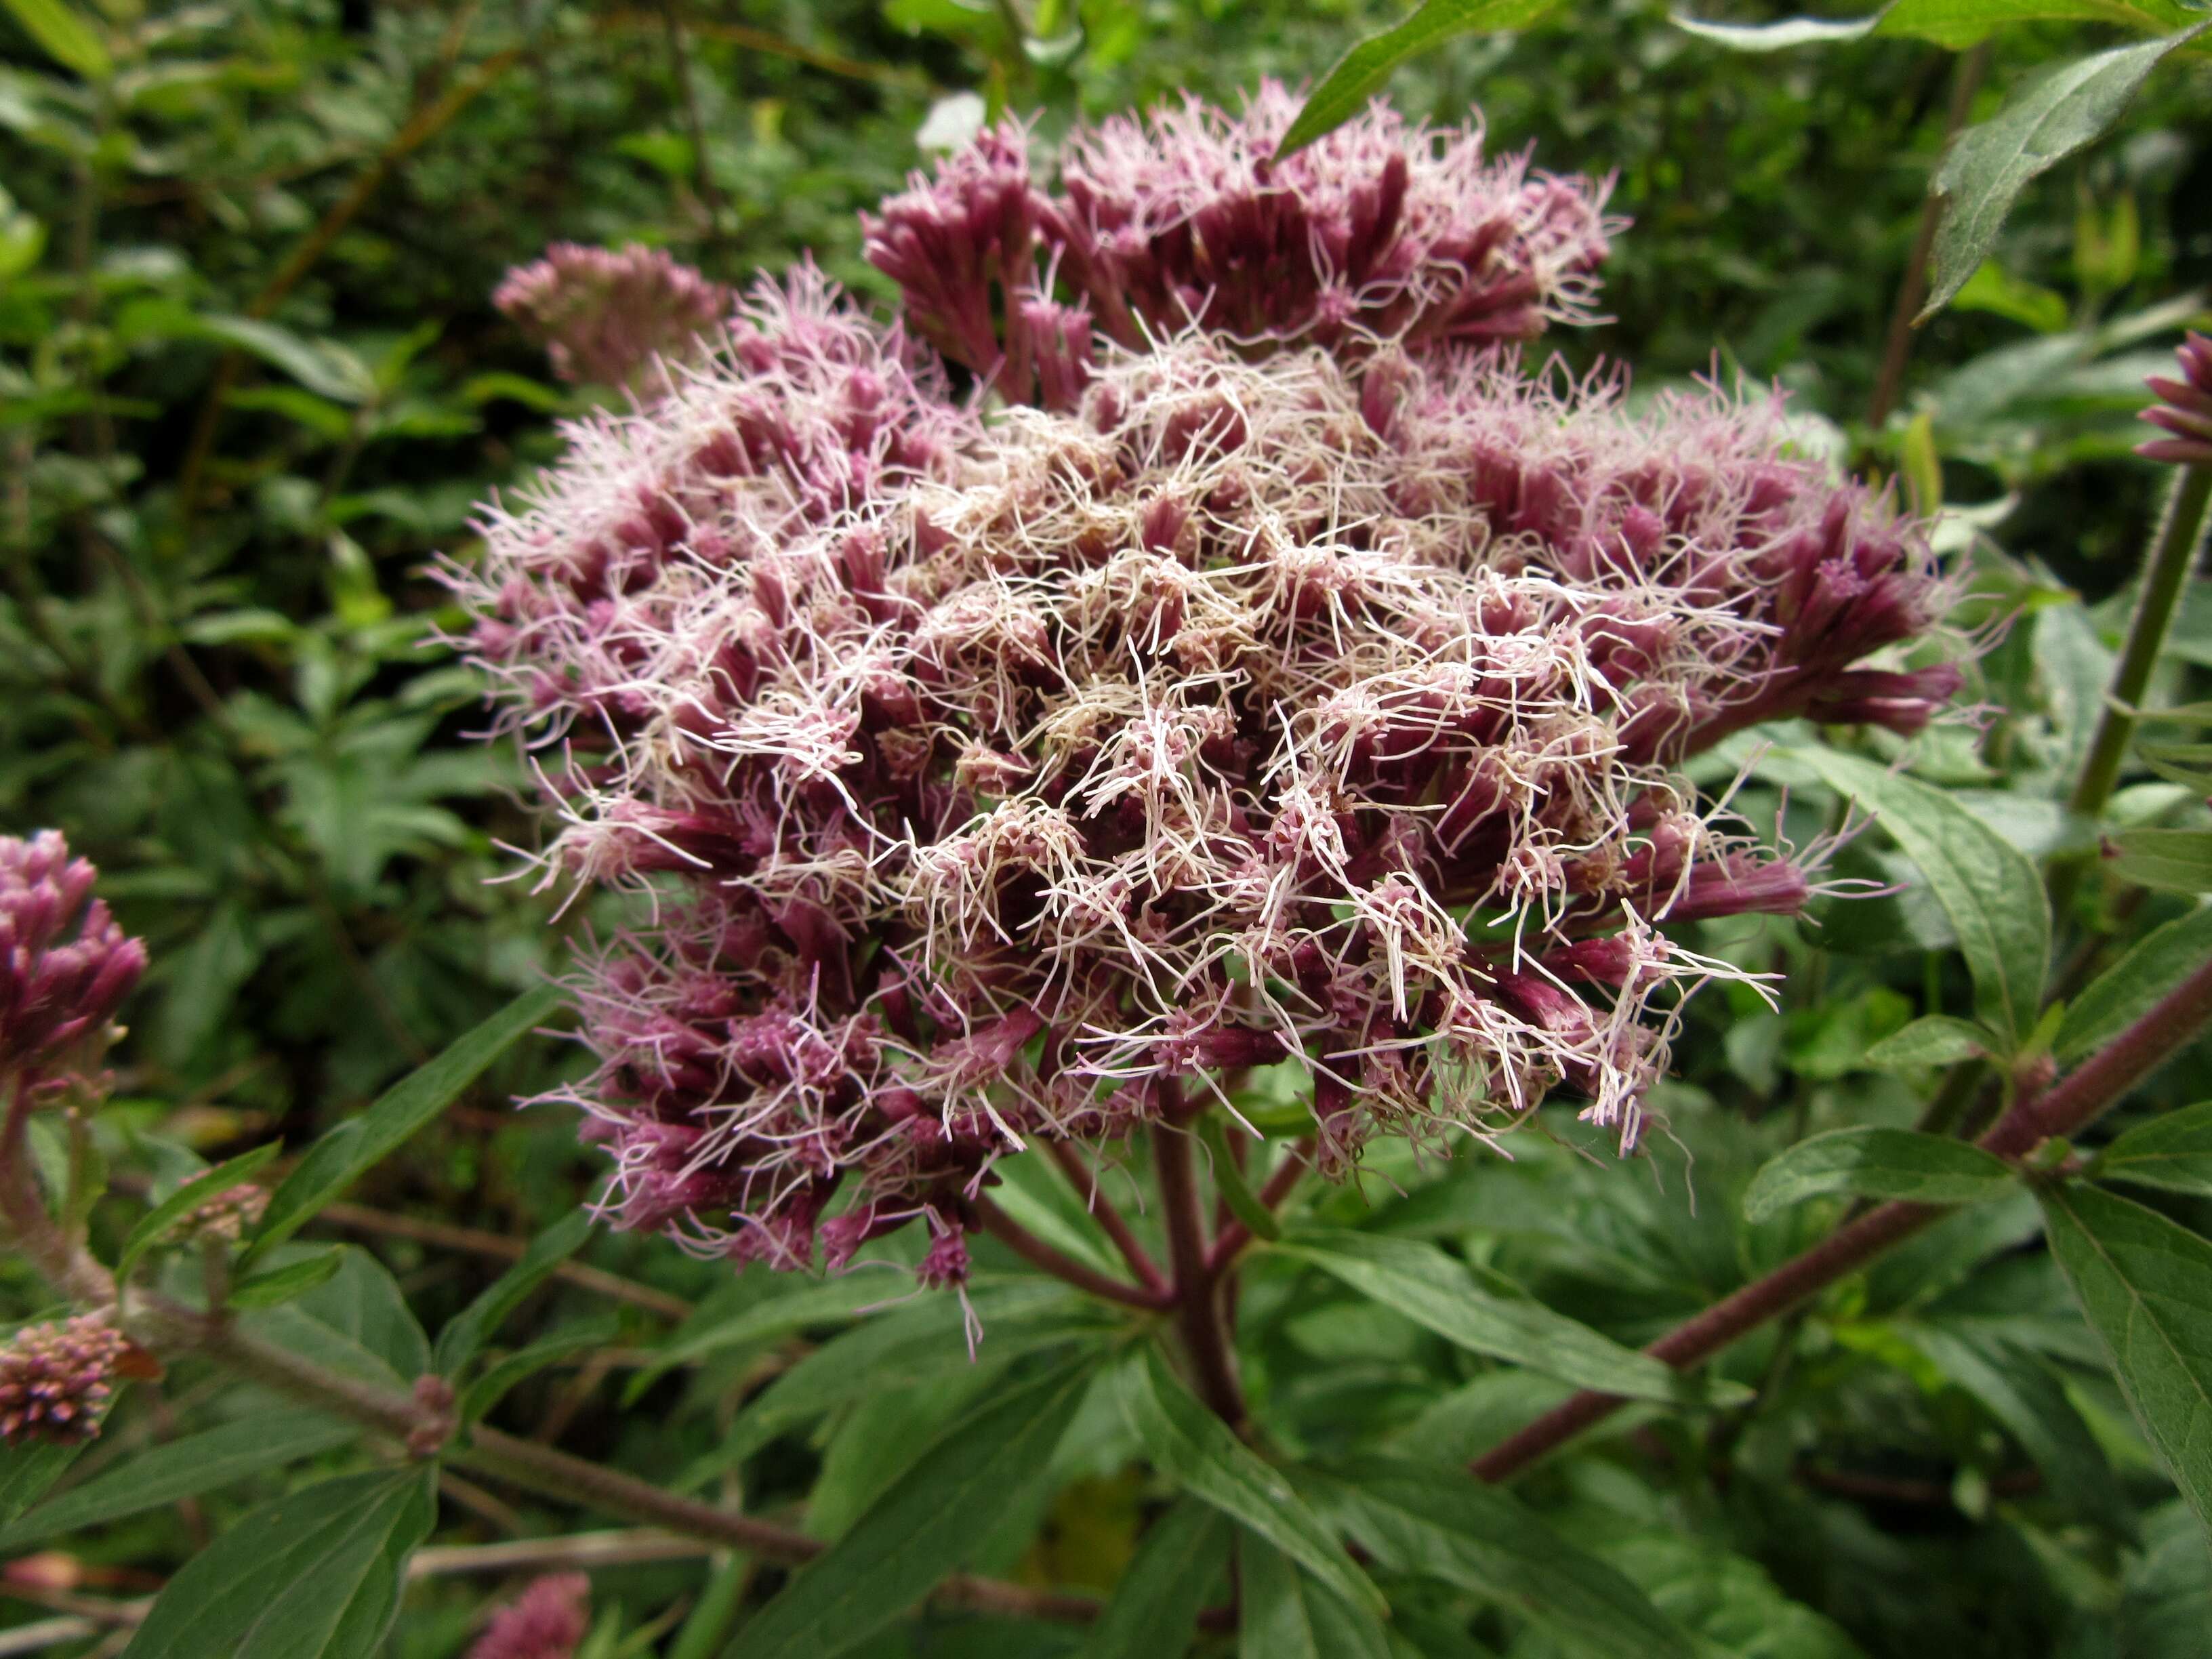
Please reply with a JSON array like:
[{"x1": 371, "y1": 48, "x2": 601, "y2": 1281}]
[
  {"x1": 167, "y1": 1183, "x2": 270, "y2": 1244},
  {"x1": 1, "y1": 832, "x2": 147, "y2": 1085},
  {"x1": 495, "y1": 243, "x2": 732, "y2": 390},
  {"x1": 2139, "y1": 330, "x2": 2212, "y2": 466},
  {"x1": 0, "y1": 1314, "x2": 130, "y2": 1446},
  {"x1": 467, "y1": 1573, "x2": 590, "y2": 1659}
]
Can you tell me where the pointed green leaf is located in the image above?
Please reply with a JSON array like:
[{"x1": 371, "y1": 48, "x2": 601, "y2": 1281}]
[
  {"x1": 0, "y1": 1410, "x2": 356, "y2": 1551},
  {"x1": 1675, "y1": 0, "x2": 2207, "y2": 52},
  {"x1": 2097, "y1": 1103, "x2": 2212, "y2": 1200},
  {"x1": 1115, "y1": 1346, "x2": 1386, "y2": 1618},
  {"x1": 2059, "y1": 908, "x2": 2212, "y2": 1065},
  {"x1": 1923, "y1": 27, "x2": 2209, "y2": 319},
  {"x1": 433, "y1": 1211, "x2": 592, "y2": 1375},
  {"x1": 2039, "y1": 1183, "x2": 2212, "y2": 1542},
  {"x1": 248, "y1": 981, "x2": 563, "y2": 1263},
  {"x1": 739, "y1": 1354, "x2": 1099, "y2": 1658},
  {"x1": 1086, "y1": 1500, "x2": 1233, "y2": 1659},
  {"x1": 1275, "y1": 0, "x2": 1564, "y2": 157},
  {"x1": 1237, "y1": 1530, "x2": 1391, "y2": 1659},
  {"x1": 2108, "y1": 830, "x2": 2212, "y2": 895},
  {"x1": 1273, "y1": 1230, "x2": 1744, "y2": 1406},
  {"x1": 1313, "y1": 1462, "x2": 1694, "y2": 1658},
  {"x1": 119, "y1": 1467, "x2": 436, "y2": 1659},
  {"x1": 1863, "y1": 1015, "x2": 1995, "y2": 1071},
  {"x1": 1794, "y1": 750, "x2": 2049, "y2": 1044},
  {"x1": 230, "y1": 1247, "x2": 348, "y2": 1310},
  {"x1": 243, "y1": 1246, "x2": 430, "y2": 1388},
  {"x1": 0, "y1": 0, "x2": 109, "y2": 79},
  {"x1": 1742, "y1": 1128, "x2": 2015, "y2": 1222},
  {"x1": 116, "y1": 1143, "x2": 283, "y2": 1282}
]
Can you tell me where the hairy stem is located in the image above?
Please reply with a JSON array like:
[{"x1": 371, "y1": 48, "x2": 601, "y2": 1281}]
[
  {"x1": 972, "y1": 1195, "x2": 1170, "y2": 1311},
  {"x1": 1472, "y1": 952, "x2": 2212, "y2": 1482},
  {"x1": 1152, "y1": 1099, "x2": 1246, "y2": 1427}
]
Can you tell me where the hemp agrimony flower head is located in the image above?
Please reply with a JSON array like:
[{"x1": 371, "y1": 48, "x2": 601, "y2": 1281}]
[
  {"x1": 495, "y1": 243, "x2": 733, "y2": 391},
  {"x1": 467, "y1": 1573, "x2": 590, "y2": 1659},
  {"x1": 1, "y1": 831, "x2": 148, "y2": 1089},
  {"x1": 457, "y1": 92, "x2": 1956, "y2": 1284},
  {"x1": 0, "y1": 1313, "x2": 129, "y2": 1446},
  {"x1": 2139, "y1": 329, "x2": 2212, "y2": 466}
]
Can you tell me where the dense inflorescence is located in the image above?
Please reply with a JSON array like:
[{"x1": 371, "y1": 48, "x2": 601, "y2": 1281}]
[
  {"x1": 495, "y1": 243, "x2": 734, "y2": 391},
  {"x1": 0, "y1": 1313, "x2": 129, "y2": 1446},
  {"x1": 467, "y1": 1573, "x2": 590, "y2": 1659},
  {"x1": 462, "y1": 91, "x2": 1957, "y2": 1282},
  {"x1": 1, "y1": 831, "x2": 148, "y2": 1091}
]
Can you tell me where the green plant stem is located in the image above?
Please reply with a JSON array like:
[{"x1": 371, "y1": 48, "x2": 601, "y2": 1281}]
[
  {"x1": 2068, "y1": 462, "x2": 2212, "y2": 822},
  {"x1": 1152, "y1": 1091, "x2": 1248, "y2": 1428},
  {"x1": 1471, "y1": 950, "x2": 2212, "y2": 1483}
]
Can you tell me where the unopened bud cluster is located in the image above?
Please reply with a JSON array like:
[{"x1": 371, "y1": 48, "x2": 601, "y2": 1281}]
[
  {"x1": 460, "y1": 87, "x2": 1957, "y2": 1281},
  {"x1": 0, "y1": 1313, "x2": 128, "y2": 1446},
  {"x1": 467, "y1": 1572, "x2": 590, "y2": 1659},
  {"x1": 495, "y1": 243, "x2": 734, "y2": 391}
]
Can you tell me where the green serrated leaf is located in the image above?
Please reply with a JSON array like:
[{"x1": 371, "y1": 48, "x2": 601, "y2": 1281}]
[
  {"x1": 1742, "y1": 1128, "x2": 2015, "y2": 1221},
  {"x1": 1115, "y1": 1346, "x2": 1387, "y2": 1618},
  {"x1": 119, "y1": 1466, "x2": 436, "y2": 1659},
  {"x1": 2058, "y1": 908, "x2": 2212, "y2": 1065},
  {"x1": 1864, "y1": 1015, "x2": 1996, "y2": 1070},
  {"x1": 1793, "y1": 749, "x2": 2050, "y2": 1044},
  {"x1": 2097, "y1": 1103, "x2": 2212, "y2": 1201},
  {"x1": 1275, "y1": 0, "x2": 1564, "y2": 157},
  {"x1": 1923, "y1": 26, "x2": 2209, "y2": 319},
  {"x1": 2039, "y1": 1182, "x2": 2212, "y2": 1545},
  {"x1": 1237, "y1": 1529, "x2": 1391, "y2": 1659},
  {"x1": 737, "y1": 1353, "x2": 1099, "y2": 1658},
  {"x1": 116, "y1": 1143, "x2": 282, "y2": 1282},
  {"x1": 433, "y1": 1211, "x2": 592, "y2": 1376},
  {"x1": 1312, "y1": 1462, "x2": 1695, "y2": 1658},
  {"x1": 1086, "y1": 1500, "x2": 1232, "y2": 1659},
  {"x1": 0, "y1": 1410, "x2": 356, "y2": 1551},
  {"x1": 1273, "y1": 1230, "x2": 1744, "y2": 1406},
  {"x1": 247, "y1": 981, "x2": 563, "y2": 1264}
]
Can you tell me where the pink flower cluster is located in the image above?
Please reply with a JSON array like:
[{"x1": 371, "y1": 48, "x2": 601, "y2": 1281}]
[
  {"x1": 467, "y1": 1573, "x2": 590, "y2": 1659},
  {"x1": 0, "y1": 1313, "x2": 128, "y2": 1446},
  {"x1": 1, "y1": 832, "x2": 147, "y2": 1089},
  {"x1": 2140, "y1": 330, "x2": 2212, "y2": 466},
  {"x1": 495, "y1": 243, "x2": 733, "y2": 390},
  {"x1": 456, "y1": 92, "x2": 1955, "y2": 1282},
  {"x1": 864, "y1": 84, "x2": 1615, "y2": 407}
]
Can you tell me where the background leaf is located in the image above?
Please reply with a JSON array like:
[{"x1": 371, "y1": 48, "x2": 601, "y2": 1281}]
[
  {"x1": 2059, "y1": 908, "x2": 2212, "y2": 1065},
  {"x1": 0, "y1": 0, "x2": 109, "y2": 79},
  {"x1": 1742, "y1": 1128, "x2": 2015, "y2": 1221},
  {"x1": 2039, "y1": 1183, "x2": 2212, "y2": 1543},
  {"x1": 1237, "y1": 1530, "x2": 1391, "y2": 1659},
  {"x1": 119, "y1": 1467, "x2": 436, "y2": 1659},
  {"x1": 2097, "y1": 1103, "x2": 2212, "y2": 1200},
  {"x1": 1275, "y1": 0, "x2": 1563, "y2": 155},
  {"x1": 1086, "y1": 1500, "x2": 1232, "y2": 1659}
]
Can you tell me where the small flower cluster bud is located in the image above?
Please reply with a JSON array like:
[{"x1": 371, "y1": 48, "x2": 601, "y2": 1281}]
[
  {"x1": 1, "y1": 832, "x2": 147, "y2": 1088},
  {"x1": 468, "y1": 1572, "x2": 590, "y2": 1659},
  {"x1": 2140, "y1": 330, "x2": 2212, "y2": 466},
  {"x1": 166, "y1": 1183, "x2": 269, "y2": 1244},
  {"x1": 0, "y1": 1314, "x2": 129, "y2": 1446},
  {"x1": 461, "y1": 91, "x2": 1954, "y2": 1284},
  {"x1": 495, "y1": 243, "x2": 733, "y2": 390},
  {"x1": 865, "y1": 82, "x2": 1615, "y2": 407}
]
